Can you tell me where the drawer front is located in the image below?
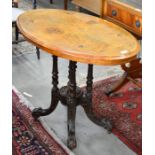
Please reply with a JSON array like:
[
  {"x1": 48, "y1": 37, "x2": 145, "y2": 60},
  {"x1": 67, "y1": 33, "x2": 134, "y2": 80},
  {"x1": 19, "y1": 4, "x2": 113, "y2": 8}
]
[{"x1": 104, "y1": 1, "x2": 142, "y2": 36}]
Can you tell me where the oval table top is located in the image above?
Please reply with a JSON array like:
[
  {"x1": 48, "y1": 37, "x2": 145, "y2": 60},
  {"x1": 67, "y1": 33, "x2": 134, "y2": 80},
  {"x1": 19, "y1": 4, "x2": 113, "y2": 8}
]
[{"x1": 17, "y1": 9, "x2": 140, "y2": 65}]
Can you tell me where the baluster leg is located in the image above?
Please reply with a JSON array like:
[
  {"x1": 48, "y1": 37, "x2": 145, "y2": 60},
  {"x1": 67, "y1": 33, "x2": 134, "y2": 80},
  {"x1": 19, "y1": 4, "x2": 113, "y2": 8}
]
[
  {"x1": 32, "y1": 56, "x2": 59, "y2": 119},
  {"x1": 82, "y1": 64, "x2": 113, "y2": 132},
  {"x1": 67, "y1": 61, "x2": 77, "y2": 149}
]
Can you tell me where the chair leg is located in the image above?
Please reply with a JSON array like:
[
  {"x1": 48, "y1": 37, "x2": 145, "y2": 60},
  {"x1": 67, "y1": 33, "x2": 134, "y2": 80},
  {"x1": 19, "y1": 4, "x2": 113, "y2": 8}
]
[
  {"x1": 33, "y1": 0, "x2": 37, "y2": 9},
  {"x1": 64, "y1": 0, "x2": 68, "y2": 10},
  {"x1": 15, "y1": 24, "x2": 19, "y2": 43},
  {"x1": 36, "y1": 47, "x2": 40, "y2": 60}
]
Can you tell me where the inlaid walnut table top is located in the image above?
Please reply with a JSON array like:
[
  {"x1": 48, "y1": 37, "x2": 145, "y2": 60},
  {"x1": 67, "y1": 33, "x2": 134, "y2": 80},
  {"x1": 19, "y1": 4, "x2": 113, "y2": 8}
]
[{"x1": 17, "y1": 9, "x2": 140, "y2": 65}]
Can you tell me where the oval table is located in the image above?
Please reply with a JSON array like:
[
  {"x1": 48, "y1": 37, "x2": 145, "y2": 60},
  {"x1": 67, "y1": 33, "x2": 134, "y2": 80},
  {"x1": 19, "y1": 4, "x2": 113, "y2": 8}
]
[{"x1": 17, "y1": 9, "x2": 140, "y2": 149}]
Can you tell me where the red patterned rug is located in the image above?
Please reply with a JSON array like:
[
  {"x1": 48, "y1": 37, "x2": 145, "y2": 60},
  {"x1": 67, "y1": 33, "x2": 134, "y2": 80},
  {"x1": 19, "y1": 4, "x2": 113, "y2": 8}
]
[
  {"x1": 12, "y1": 88, "x2": 74, "y2": 155},
  {"x1": 90, "y1": 76, "x2": 142, "y2": 155},
  {"x1": 13, "y1": 76, "x2": 142, "y2": 155}
]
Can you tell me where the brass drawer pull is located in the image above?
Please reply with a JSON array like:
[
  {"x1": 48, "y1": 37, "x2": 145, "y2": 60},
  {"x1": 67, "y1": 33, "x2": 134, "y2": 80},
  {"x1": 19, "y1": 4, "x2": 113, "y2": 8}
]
[
  {"x1": 135, "y1": 20, "x2": 141, "y2": 28},
  {"x1": 112, "y1": 10, "x2": 117, "y2": 16}
]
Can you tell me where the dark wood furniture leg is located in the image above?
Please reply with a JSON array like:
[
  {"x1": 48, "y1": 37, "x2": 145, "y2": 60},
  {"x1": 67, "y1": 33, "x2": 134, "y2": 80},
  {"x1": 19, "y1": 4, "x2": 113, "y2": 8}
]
[
  {"x1": 32, "y1": 56, "x2": 59, "y2": 118},
  {"x1": 67, "y1": 61, "x2": 77, "y2": 149},
  {"x1": 81, "y1": 65, "x2": 113, "y2": 132},
  {"x1": 15, "y1": 23, "x2": 19, "y2": 43},
  {"x1": 36, "y1": 47, "x2": 40, "y2": 59},
  {"x1": 33, "y1": 0, "x2": 37, "y2": 9},
  {"x1": 13, "y1": 21, "x2": 26, "y2": 44},
  {"x1": 64, "y1": 0, "x2": 68, "y2": 10}
]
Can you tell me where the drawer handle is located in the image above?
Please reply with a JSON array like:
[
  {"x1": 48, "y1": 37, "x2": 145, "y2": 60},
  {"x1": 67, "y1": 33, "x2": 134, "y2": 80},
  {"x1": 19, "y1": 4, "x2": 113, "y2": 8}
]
[
  {"x1": 112, "y1": 10, "x2": 117, "y2": 16},
  {"x1": 135, "y1": 20, "x2": 141, "y2": 28}
]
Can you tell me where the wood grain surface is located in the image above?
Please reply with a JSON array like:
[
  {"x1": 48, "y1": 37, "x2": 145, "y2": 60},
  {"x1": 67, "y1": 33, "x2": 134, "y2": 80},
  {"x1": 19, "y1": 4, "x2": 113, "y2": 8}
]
[{"x1": 17, "y1": 9, "x2": 140, "y2": 65}]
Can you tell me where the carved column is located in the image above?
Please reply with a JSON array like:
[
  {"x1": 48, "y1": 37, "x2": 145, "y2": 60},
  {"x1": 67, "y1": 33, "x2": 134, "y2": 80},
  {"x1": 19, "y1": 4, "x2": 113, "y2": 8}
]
[
  {"x1": 86, "y1": 64, "x2": 93, "y2": 103},
  {"x1": 32, "y1": 56, "x2": 59, "y2": 119},
  {"x1": 67, "y1": 61, "x2": 77, "y2": 149},
  {"x1": 82, "y1": 64, "x2": 113, "y2": 132}
]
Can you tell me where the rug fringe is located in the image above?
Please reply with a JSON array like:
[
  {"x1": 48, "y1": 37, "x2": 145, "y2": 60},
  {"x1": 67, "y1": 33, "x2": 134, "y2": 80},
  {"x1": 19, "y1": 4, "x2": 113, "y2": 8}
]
[{"x1": 12, "y1": 85, "x2": 75, "y2": 155}]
